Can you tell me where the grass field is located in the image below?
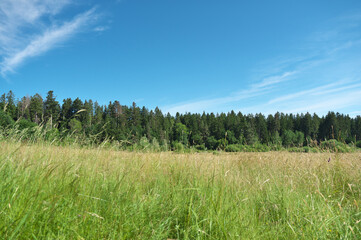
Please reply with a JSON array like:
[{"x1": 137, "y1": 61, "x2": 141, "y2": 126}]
[{"x1": 0, "y1": 141, "x2": 360, "y2": 239}]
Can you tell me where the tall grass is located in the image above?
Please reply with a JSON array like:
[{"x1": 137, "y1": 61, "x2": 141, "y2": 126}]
[
  {"x1": 2, "y1": 122, "x2": 359, "y2": 153},
  {"x1": 0, "y1": 141, "x2": 360, "y2": 239},
  {"x1": 0, "y1": 123, "x2": 115, "y2": 151}
]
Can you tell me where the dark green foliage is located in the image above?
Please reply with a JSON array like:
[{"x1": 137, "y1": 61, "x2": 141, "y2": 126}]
[
  {"x1": 225, "y1": 144, "x2": 241, "y2": 152},
  {"x1": 29, "y1": 93, "x2": 43, "y2": 123},
  {"x1": 320, "y1": 139, "x2": 353, "y2": 152},
  {"x1": 282, "y1": 130, "x2": 304, "y2": 147},
  {"x1": 5, "y1": 91, "x2": 17, "y2": 119},
  {"x1": 69, "y1": 119, "x2": 82, "y2": 133},
  {"x1": 61, "y1": 98, "x2": 73, "y2": 122},
  {"x1": 174, "y1": 122, "x2": 189, "y2": 145},
  {"x1": 282, "y1": 130, "x2": 295, "y2": 147},
  {"x1": 244, "y1": 121, "x2": 258, "y2": 145},
  {"x1": 0, "y1": 94, "x2": 5, "y2": 111},
  {"x1": 205, "y1": 136, "x2": 218, "y2": 150},
  {"x1": 225, "y1": 143, "x2": 272, "y2": 152},
  {"x1": 172, "y1": 141, "x2": 185, "y2": 152},
  {"x1": 195, "y1": 144, "x2": 206, "y2": 151},
  {"x1": 0, "y1": 110, "x2": 14, "y2": 128},
  {"x1": 295, "y1": 131, "x2": 305, "y2": 147},
  {"x1": 255, "y1": 113, "x2": 269, "y2": 143},
  {"x1": 44, "y1": 90, "x2": 60, "y2": 123},
  {"x1": 302, "y1": 146, "x2": 319, "y2": 153},
  {"x1": 1, "y1": 90, "x2": 361, "y2": 152},
  {"x1": 16, "y1": 119, "x2": 37, "y2": 130}
]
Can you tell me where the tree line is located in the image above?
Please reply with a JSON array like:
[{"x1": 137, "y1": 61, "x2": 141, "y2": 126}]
[{"x1": 1, "y1": 90, "x2": 361, "y2": 150}]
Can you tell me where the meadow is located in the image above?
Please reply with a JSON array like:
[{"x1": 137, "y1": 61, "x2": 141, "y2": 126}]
[{"x1": 0, "y1": 141, "x2": 360, "y2": 239}]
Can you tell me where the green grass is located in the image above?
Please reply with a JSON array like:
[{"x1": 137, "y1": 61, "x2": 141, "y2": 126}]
[{"x1": 0, "y1": 141, "x2": 360, "y2": 239}]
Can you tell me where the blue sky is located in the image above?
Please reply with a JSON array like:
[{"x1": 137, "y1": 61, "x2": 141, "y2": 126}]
[{"x1": 1, "y1": 0, "x2": 361, "y2": 116}]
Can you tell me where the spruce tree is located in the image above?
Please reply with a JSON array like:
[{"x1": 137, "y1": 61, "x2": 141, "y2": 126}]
[
  {"x1": 29, "y1": 94, "x2": 43, "y2": 123},
  {"x1": 44, "y1": 91, "x2": 60, "y2": 124}
]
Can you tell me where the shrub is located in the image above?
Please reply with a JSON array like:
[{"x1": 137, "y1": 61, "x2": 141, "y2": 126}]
[
  {"x1": 160, "y1": 139, "x2": 169, "y2": 151},
  {"x1": 135, "y1": 136, "x2": 150, "y2": 151},
  {"x1": 303, "y1": 146, "x2": 319, "y2": 153},
  {"x1": 288, "y1": 147, "x2": 303, "y2": 152},
  {"x1": 282, "y1": 130, "x2": 304, "y2": 147},
  {"x1": 195, "y1": 144, "x2": 206, "y2": 151},
  {"x1": 44, "y1": 127, "x2": 60, "y2": 142},
  {"x1": 320, "y1": 139, "x2": 353, "y2": 153},
  {"x1": 0, "y1": 110, "x2": 14, "y2": 128},
  {"x1": 225, "y1": 144, "x2": 241, "y2": 152},
  {"x1": 16, "y1": 119, "x2": 37, "y2": 130},
  {"x1": 253, "y1": 143, "x2": 271, "y2": 152},
  {"x1": 69, "y1": 119, "x2": 82, "y2": 133},
  {"x1": 206, "y1": 136, "x2": 218, "y2": 150},
  {"x1": 282, "y1": 130, "x2": 294, "y2": 147},
  {"x1": 172, "y1": 141, "x2": 185, "y2": 152},
  {"x1": 151, "y1": 138, "x2": 160, "y2": 152}
]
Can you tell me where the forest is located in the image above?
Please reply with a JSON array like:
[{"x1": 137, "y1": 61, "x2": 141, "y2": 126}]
[
  {"x1": 1, "y1": 90, "x2": 361, "y2": 152},
  {"x1": 1, "y1": 91, "x2": 361, "y2": 239}
]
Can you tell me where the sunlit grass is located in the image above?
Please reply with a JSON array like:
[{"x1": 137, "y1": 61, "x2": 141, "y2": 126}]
[{"x1": 0, "y1": 141, "x2": 360, "y2": 239}]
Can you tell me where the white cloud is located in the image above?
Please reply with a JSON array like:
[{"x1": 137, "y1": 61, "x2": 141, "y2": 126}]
[
  {"x1": 349, "y1": 111, "x2": 361, "y2": 117},
  {"x1": 252, "y1": 71, "x2": 297, "y2": 88},
  {"x1": 161, "y1": 11, "x2": 361, "y2": 116},
  {"x1": 283, "y1": 89, "x2": 361, "y2": 114},
  {"x1": 0, "y1": 0, "x2": 97, "y2": 77},
  {"x1": 163, "y1": 71, "x2": 290, "y2": 114},
  {"x1": 236, "y1": 79, "x2": 361, "y2": 116},
  {"x1": 268, "y1": 81, "x2": 346, "y2": 104},
  {"x1": 94, "y1": 26, "x2": 109, "y2": 32},
  {"x1": 161, "y1": 31, "x2": 357, "y2": 115},
  {"x1": 0, "y1": 0, "x2": 69, "y2": 49}
]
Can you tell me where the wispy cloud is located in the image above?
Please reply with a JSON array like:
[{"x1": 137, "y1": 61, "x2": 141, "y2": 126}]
[
  {"x1": 0, "y1": 0, "x2": 98, "y2": 78},
  {"x1": 252, "y1": 71, "x2": 297, "y2": 88},
  {"x1": 349, "y1": 111, "x2": 361, "y2": 117},
  {"x1": 267, "y1": 80, "x2": 352, "y2": 105},
  {"x1": 263, "y1": 80, "x2": 361, "y2": 114},
  {"x1": 288, "y1": 90, "x2": 361, "y2": 114},
  {"x1": 94, "y1": 26, "x2": 109, "y2": 32},
  {"x1": 163, "y1": 71, "x2": 292, "y2": 114},
  {"x1": 162, "y1": 11, "x2": 361, "y2": 116}
]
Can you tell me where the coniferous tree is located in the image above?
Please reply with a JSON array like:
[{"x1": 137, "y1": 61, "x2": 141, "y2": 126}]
[
  {"x1": 29, "y1": 94, "x2": 43, "y2": 123},
  {"x1": 2, "y1": 89, "x2": 361, "y2": 150},
  {"x1": 255, "y1": 113, "x2": 268, "y2": 144},
  {"x1": 0, "y1": 94, "x2": 6, "y2": 111},
  {"x1": 6, "y1": 90, "x2": 17, "y2": 119},
  {"x1": 72, "y1": 98, "x2": 84, "y2": 117},
  {"x1": 81, "y1": 100, "x2": 93, "y2": 130},
  {"x1": 353, "y1": 116, "x2": 361, "y2": 141},
  {"x1": 18, "y1": 96, "x2": 31, "y2": 120},
  {"x1": 244, "y1": 117, "x2": 258, "y2": 145},
  {"x1": 319, "y1": 112, "x2": 338, "y2": 140},
  {"x1": 301, "y1": 112, "x2": 312, "y2": 138},
  {"x1": 61, "y1": 98, "x2": 73, "y2": 121},
  {"x1": 44, "y1": 91, "x2": 60, "y2": 124}
]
